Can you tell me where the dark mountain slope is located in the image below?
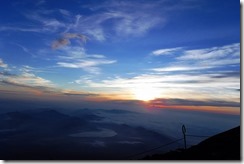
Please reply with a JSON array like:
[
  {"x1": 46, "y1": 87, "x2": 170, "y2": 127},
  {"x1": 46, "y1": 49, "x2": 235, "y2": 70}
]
[{"x1": 143, "y1": 126, "x2": 240, "y2": 160}]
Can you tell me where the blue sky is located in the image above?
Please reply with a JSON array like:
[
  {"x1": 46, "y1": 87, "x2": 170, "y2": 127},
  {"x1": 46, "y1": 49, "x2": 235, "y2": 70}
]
[{"x1": 0, "y1": 0, "x2": 240, "y2": 115}]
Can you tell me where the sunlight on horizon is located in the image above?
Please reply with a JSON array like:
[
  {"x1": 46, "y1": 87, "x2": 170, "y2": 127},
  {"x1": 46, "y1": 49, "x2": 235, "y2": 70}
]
[{"x1": 132, "y1": 85, "x2": 162, "y2": 101}]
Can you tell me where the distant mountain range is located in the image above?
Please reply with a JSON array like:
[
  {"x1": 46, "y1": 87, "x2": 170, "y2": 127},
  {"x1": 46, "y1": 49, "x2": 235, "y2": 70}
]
[
  {"x1": 0, "y1": 108, "x2": 240, "y2": 160},
  {"x1": 0, "y1": 109, "x2": 173, "y2": 160},
  {"x1": 142, "y1": 126, "x2": 240, "y2": 160}
]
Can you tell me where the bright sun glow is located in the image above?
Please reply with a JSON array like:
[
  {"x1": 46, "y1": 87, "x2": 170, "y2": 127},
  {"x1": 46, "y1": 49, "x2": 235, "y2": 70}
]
[{"x1": 132, "y1": 85, "x2": 161, "y2": 101}]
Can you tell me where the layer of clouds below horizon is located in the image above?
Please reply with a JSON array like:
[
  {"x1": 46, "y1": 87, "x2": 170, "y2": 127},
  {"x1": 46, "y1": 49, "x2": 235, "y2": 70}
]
[
  {"x1": 93, "y1": 108, "x2": 240, "y2": 139},
  {"x1": 0, "y1": 98, "x2": 240, "y2": 145}
]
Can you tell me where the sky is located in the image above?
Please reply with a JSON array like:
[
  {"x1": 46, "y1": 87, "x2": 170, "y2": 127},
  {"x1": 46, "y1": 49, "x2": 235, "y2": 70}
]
[{"x1": 0, "y1": 0, "x2": 240, "y2": 115}]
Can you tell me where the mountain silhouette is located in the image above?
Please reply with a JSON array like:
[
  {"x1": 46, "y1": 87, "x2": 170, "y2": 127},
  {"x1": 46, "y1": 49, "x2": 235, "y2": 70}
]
[
  {"x1": 142, "y1": 126, "x2": 240, "y2": 160},
  {"x1": 0, "y1": 109, "x2": 173, "y2": 160}
]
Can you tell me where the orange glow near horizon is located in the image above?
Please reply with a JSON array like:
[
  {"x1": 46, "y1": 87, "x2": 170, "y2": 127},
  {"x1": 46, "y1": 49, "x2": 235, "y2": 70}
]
[
  {"x1": 146, "y1": 103, "x2": 240, "y2": 115},
  {"x1": 0, "y1": 87, "x2": 239, "y2": 116}
]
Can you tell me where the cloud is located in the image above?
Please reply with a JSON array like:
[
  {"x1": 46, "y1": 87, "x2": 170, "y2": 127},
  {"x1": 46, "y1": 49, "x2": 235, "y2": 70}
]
[
  {"x1": 0, "y1": 19, "x2": 64, "y2": 34},
  {"x1": 178, "y1": 43, "x2": 240, "y2": 68},
  {"x1": 57, "y1": 59, "x2": 116, "y2": 74},
  {"x1": 50, "y1": 30, "x2": 115, "y2": 74},
  {"x1": 0, "y1": 8, "x2": 71, "y2": 34},
  {"x1": 68, "y1": 44, "x2": 240, "y2": 101},
  {"x1": 55, "y1": 46, "x2": 116, "y2": 74},
  {"x1": 0, "y1": 0, "x2": 199, "y2": 42},
  {"x1": 150, "y1": 98, "x2": 240, "y2": 108},
  {"x1": 0, "y1": 59, "x2": 8, "y2": 68},
  {"x1": 0, "y1": 64, "x2": 58, "y2": 95},
  {"x1": 63, "y1": 33, "x2": 88, "y2": 41},
  {"x1": 0, "y1": 26, "x2": 42, "y2": 33},
  {"x1": 85, "y1": 0, "x2": 199, "y2": 38},
  {"x1": 59, "y1": 9, "x2": 70, "y2": 16},
  {"x1": 85, "y1": 28, "x2": 106, "y2": 41},
  {"x1": 0, "y1": 0, "x2": 199, "y2": 43},
  {"x1": 75, "y1": 70, "x2": 239, "y2": 102},
  {"x1": 17, "y1": 65, "x2": 55, "y2": 74},
  {"x1": 110, "y1": 11, "x2": 163, "y2": 37},
  {"x1": 52, "y1": 33, "x2": 88, "y2": 49},
  {"x1": 63, "y1": 92, "x2": 98, "y2": 97},
  {"x1": 43, "y1": 19, "x2": 64, "y2": 29},
  {"x1": 13, "y1": 43, "x2": 37, "y2": 57},
  {"x1": 178, "y1": 43, "x2": 239, "y2": 60},
  {"x1": 55, "y1": 46, "x2": 87, "y2": 60},
  {"x1": 25, "y1": 10, "x2": 66, "y2": 32},
  {"x1": 87, "y1": 54, "x2": 106, "y2": 59},
  {"x1": 151, "y1": 47, "x2": 182, "y2": 56},
  {"x1": 52, "y1": 38, "x2": 70, "y2": 49},
  {"x1": 58, "y1": 59, "x2": 116, "y2": 68},
  {"x1": 150, "y1": 43, "x2": 240, "y2": 73},
  {"x1": 61, "y1": 89, "x2": 100, "y2": 97},
  {"x1": 210, "y1": 71, "x2": 240, "y2": 78},
  {"x1": 36, "y1": 0, "x2": 46, "y2": 6},
  {"x1": 0, "y1": 72, "x2": 55, "y2": 90},
  {"x1": 151, "y1": 65, "x2": 213, "y2": 72},
  {"x1": 0, "y1": 66, "x2": 102, "y2": 100},
  {"x1": 64, "y1": 0, "x2": 178, "y2": 41}
]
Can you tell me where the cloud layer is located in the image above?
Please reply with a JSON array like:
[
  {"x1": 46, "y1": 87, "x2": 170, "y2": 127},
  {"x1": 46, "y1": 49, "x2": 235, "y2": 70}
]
[
  {"x1": 72, "y1": 43, "x2": 240, "y2": 105},
  {"x1": 0, "y1": 59, "x2": 8, "y2": 68}
]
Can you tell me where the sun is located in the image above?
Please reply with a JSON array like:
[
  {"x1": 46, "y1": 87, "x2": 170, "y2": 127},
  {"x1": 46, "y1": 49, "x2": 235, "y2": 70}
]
[{"x1": 132, "y1": 85, "x2": 161, "y2": 101}]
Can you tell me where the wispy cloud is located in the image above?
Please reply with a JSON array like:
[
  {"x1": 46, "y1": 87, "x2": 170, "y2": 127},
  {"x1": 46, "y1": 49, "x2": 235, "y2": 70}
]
[
  {"x1": 0, "y1": 7, "x2": 67, "y2": 34},
  {"x1": 177, "y1": 43, "x2": 239, "y2": 61},
  {"x1": 57, "y1": 59, "x2": 116, "y2": 74},
  {"x1": 19, "y1": 65, "x2": 55, "y2": 74},
  {"x1": 0, "y1": 58, "x2": 8, "y2": 68},
  {"x1": 13, "y1": 43, "x2": 36, "y2": 57},
  {"x1": 27, "y1": 13, "x2": 66, "y2": 33},
  {"x1": 150, "y1": 43, "x2": 240, "y2": 72},
  {"x1": 177, "y1": 43, "x2": 240, "y2": 67},
  {"x1": 59, "y1": 0, "x2": 197, "y2": 41},
  {"x1": 55, "y1": 46, "x2": 116, "y2": 74},
  {"x1": 36, "y1": 0, "x2": 46, "y2": 6},
  {"x1": 84, "y1": 2, "x2": 165, "y2": 40},
  {"x1": 0, "y1": 0, "x2": 198, "y2": 42},
  {"x1": 151, "y1": 47, "x2": 182, "y2": 56},
  {"x1": 108, "y1": 11, "x2": 163, "y2": 37},
  {"x1": 58, "y1": 59, "x2": 116, "y2": 68},
  {"x1": 0, "y1": 26, "x2": 42, "y2": 32},
  {"x1": 80, "y1": 0, "x2": 199, "y2": 40},
  {"x1": 59, "y1": 9, "x2": 71, "y2": 16},
  {"x1": 151, "y1": 65, "x2": 213, "y2": 72}
]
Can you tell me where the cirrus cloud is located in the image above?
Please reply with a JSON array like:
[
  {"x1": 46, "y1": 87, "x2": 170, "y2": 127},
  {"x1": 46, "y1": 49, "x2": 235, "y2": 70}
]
[
  {"x1": 150, "y1": 43, "x2": 240, "y2": 73},
  {"x1": 57, "y1": 59, "x2": 116, "y2": 74}
]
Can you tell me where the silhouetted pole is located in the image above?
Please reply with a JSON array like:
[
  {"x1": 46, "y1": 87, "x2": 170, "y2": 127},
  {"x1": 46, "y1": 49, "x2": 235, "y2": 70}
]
[{"x1": 182, "y1": 125, "x2": 187, "y2": 150}]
